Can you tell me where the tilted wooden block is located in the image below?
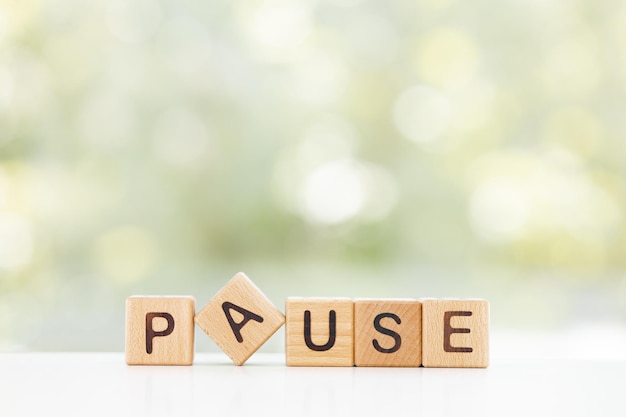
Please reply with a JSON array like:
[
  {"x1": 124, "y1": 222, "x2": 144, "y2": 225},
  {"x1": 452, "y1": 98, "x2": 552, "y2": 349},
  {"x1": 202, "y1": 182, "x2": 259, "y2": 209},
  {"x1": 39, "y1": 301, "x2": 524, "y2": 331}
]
[
  {"x1": 354, "y1": 299, "x2": 422, "y2": 367},
  {"x1": 194, "y1": 272, "x2": 285, "y2": 365},
  {"x1": 125, "y1": 296, "x2": 195, "y2": 365},
  {"x1": 286, "y1": 298, "x2": 354, "y2": 367},
  {"x1": 421, "y1": 299, "x2": 489, "y2": 368}
]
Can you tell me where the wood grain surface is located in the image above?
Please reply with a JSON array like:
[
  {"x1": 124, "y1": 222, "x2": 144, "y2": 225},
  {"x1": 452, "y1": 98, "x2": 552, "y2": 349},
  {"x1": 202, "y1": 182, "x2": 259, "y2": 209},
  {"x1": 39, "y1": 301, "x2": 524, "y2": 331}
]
[
  {"x1": 125, "y1": 296, "x2": 195, "y2": 365},
  {"x1": 194, "y1": 272, "x2": 285, "y2": 366},
  {"x1": 286, "y1": 297, "x2": 354, "y2": 367},
  {"x1": 422, "y1": 299, "x2": 489, "y2": 368},
  {"x1": 354, "y1": 299, "x2": 422, "y2": 367}
]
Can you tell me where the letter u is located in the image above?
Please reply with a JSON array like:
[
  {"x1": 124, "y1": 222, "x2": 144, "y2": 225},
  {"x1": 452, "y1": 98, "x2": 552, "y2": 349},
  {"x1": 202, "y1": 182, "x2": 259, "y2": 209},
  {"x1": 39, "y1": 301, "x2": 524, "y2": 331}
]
[{"x1": 303, "y1": 310, "x2": 336, "y2": 351}]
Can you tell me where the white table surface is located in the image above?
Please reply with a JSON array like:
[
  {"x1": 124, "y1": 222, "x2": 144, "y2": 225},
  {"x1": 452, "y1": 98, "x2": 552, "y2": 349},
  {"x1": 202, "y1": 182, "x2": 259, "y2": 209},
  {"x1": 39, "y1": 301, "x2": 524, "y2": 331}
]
[{"x1": 0, "y1": 353, "x2": 624, "y2": 417}]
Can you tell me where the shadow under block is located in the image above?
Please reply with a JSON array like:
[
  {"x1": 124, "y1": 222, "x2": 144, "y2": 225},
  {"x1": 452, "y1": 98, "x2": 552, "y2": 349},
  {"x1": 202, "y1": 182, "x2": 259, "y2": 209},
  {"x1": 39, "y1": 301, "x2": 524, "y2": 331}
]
[
  {"x1": 194, "y1": 272, "x2": 285, "y2": 366},
  {"x1": 286, "y1": 298, "x2": 354, "y2": 367},
  {"x1": 354, "y1": 299, "x2": 422, "y2": 367},
  {"x1": 125, "y1": 296, "x2": 195, "y2": 365},
  {"x1": 421, "y1": 299, "x2": 489, "y2": 368}
]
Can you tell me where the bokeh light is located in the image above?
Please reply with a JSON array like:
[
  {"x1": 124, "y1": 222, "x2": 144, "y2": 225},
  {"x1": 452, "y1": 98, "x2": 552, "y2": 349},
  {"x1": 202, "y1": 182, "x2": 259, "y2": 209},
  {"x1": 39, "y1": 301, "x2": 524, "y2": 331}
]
[
  {"x1": 393, "y1": 85, "x2": 452, "y2": 145},
  {"x1": 0, "y1": 213, "x2": 33, "y2": 271}
]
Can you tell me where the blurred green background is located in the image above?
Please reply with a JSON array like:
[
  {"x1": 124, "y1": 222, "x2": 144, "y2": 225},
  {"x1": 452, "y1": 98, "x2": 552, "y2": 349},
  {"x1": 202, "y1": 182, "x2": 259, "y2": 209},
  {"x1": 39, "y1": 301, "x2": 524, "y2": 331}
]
[{"x1": 1, "y1": 0, "x2": 626, "y2": 354}]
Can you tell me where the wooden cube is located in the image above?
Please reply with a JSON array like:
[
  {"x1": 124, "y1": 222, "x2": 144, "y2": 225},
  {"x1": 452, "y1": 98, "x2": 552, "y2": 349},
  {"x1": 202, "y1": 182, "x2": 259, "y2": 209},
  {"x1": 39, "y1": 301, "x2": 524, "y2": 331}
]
[
  {"x1": 125, "y1": 296, "x2": 195, "y2": 365},
  {"x1": 422, "y1": 299, "x2": 489, "y2": 368},
  {"x1": 354, "y1": 299, "x2": 422, "y2": 367},
  {"x1": 194, "y1": 272, "x2": 285, "y2": 365},
  {"x1": 285, "y1": 298, "x2": 354, "y2": 367}
]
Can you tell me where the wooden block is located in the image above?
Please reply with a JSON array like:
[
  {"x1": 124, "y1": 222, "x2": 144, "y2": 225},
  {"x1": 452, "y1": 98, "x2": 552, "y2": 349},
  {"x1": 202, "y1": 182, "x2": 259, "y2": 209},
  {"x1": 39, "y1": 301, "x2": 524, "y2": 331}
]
[
  {"x1": 194, "y1": 272, "x2": 285, "y2": 365},
  {"x1": 422, "y1": 299, "x2": 489, "y2": 368},
  {"x1": 125, "y1": 296, "x2": 195, "y2": 365},
  {"x1": 354, "y1": 299, "x2": 422, "y2": 367},
  {"x1": 285, "y1": 297, "x2": 354, "y2": 367}
]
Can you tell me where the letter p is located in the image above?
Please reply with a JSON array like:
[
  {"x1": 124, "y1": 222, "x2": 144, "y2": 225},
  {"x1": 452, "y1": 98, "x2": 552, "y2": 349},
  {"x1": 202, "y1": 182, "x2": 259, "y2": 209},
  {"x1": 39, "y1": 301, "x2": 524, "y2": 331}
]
[{"x1": 146, "y1": 312, "x2": 175, "y2": 354}]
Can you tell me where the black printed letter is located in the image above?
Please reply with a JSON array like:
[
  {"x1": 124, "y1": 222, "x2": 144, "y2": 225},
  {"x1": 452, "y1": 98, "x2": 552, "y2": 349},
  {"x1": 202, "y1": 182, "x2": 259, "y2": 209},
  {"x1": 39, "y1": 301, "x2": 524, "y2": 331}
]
[
  {"x1": 145, "y1": 312, "x2": 175, "y2": 354},
  {"x1": 222, "y1": 302, "x2": 264, "y2": 343},
  {"x1": 304, "y1": 310, "x2": 336, "y2": 351},
  {"x1": 372, "y1": 312, "x2": 402, "y2": 354},
  {"x1": 443, "y1": 311, "x2": 473, "y2": 353}
]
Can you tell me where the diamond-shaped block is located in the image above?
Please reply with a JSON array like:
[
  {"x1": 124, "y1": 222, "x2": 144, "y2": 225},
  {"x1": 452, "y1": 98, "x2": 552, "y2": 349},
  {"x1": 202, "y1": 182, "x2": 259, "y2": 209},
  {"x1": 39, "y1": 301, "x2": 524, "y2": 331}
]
[{"x1": 194, "y1": 272, "x2": 285, "y2": 365}]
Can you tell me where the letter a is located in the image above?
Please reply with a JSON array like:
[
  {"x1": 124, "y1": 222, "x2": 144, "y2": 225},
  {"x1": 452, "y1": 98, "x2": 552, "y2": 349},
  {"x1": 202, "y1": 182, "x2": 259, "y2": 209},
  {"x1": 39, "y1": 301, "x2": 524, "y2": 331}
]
[{"x1": 222, "y1": 302, "x2": 264, "y2": 343}]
